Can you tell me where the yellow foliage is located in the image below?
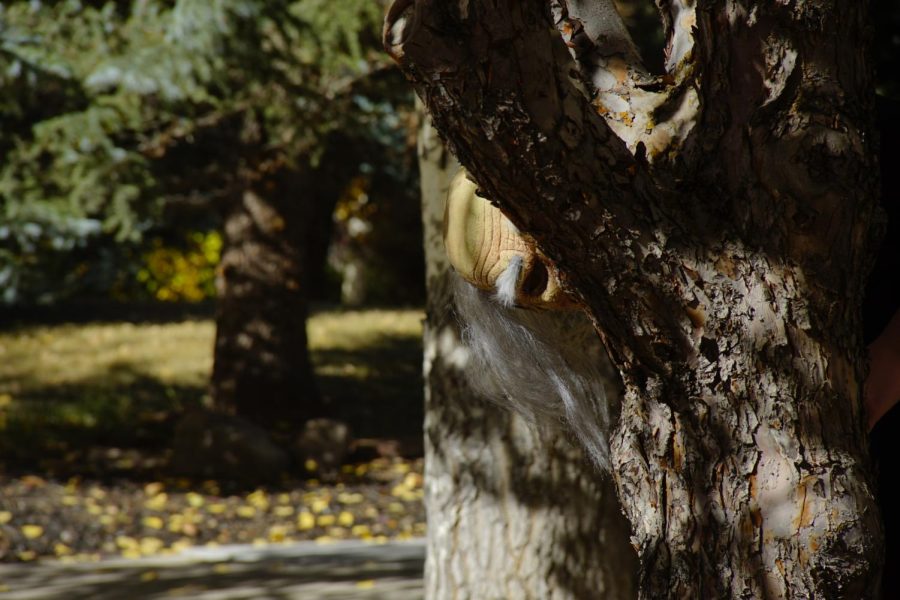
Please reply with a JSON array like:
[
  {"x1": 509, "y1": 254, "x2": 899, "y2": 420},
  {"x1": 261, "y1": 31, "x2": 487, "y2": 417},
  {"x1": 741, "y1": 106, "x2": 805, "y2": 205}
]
[{"x1": 137, "y1": 231, "x2": 221, "y2": 302}]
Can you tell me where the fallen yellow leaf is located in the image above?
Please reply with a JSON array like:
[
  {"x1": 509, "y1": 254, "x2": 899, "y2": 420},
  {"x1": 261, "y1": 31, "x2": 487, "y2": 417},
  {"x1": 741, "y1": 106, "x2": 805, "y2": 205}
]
[
  {"x1": 337, "y1": 492, "x2": 364, "y2": 505},
  {"x1": 247, "y1": 490, "x2": 269, "y2": 510},
  {"x1": 317, "y1": 514, "x2": 336, "y2": 527},
  {"x1": 145, "y1": 493, "x2": 168, "y2": 511},
  {"x1": 268, "y1": 526, "x2": 288, "y2": 542},
  {"x1": 21, "y1": 524, "x2": 43, "y2": 539},
  {"x1": 170, "y1": 539, "x2": 192, "y2": 553},
  {"x1": 356, "y1": 580, "x2": 375, "y2": 589},
  {"x1": 139, "y1": 537, "x2": 164, "y2": 555},
  {"x1": 144, "y1": 482, "x2": 164, "y2": 496},
  {"x1": 54, "y1": 543, "x2": 72, "y2": 556},
  {"x1": 0, "y1": 511, "x2": 12, "y2": 525},
  {"x1": 297, "y1": 511, "x2": 315, "y2": 530},
  {"x1": 116, "y1": 536, "x2": 138, "y2": 550}
]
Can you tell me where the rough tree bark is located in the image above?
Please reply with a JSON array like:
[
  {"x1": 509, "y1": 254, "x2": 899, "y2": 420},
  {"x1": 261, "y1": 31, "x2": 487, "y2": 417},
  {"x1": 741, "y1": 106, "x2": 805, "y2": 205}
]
[
  {"x1": 211, "y1": 165, "x2": 326, "y2": 429},
  {"x1": 419, "y1": 108, "x2": 637, "y2": 599},
  {"x1": 390, "y1": 1, "x2": 884, "y2": 597}
]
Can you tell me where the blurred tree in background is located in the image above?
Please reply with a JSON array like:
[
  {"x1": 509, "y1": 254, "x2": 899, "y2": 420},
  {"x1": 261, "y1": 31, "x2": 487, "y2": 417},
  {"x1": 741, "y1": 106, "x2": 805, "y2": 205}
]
[{"x1": 0, "y1": 0, "x2": 421, "y2": 433}]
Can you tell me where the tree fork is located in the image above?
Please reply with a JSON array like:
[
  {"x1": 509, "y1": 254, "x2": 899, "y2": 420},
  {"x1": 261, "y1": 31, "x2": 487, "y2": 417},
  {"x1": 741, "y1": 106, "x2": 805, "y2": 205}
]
[{"x1": 386, "y1": 1, "x2": 884, "y2": 596}]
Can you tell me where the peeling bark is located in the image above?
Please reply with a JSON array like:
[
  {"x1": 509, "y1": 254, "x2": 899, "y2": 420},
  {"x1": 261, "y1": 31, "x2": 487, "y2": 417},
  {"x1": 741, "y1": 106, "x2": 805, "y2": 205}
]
[
  {"x1": 419, "y1": 108, "x2": 637, "y2": 599},
  {"x1": 392, "y1": 1, "x2": 884, "y2": 597}
]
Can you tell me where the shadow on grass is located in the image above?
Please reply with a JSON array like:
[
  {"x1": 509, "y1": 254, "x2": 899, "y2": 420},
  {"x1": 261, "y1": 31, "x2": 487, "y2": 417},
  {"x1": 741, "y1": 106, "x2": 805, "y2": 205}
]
[
  {"x1": 315, "y1": 336, "x2": 423, "y2": 440},
  {"x1": 1, "y1": 326, "x2": 424, "y2": 480},
  {"x1": 0, "y1": 365, "x2": 206, "y2": 479},
  {"x1": 0, "y1": 301, "x2": 216, "y2": 332}
]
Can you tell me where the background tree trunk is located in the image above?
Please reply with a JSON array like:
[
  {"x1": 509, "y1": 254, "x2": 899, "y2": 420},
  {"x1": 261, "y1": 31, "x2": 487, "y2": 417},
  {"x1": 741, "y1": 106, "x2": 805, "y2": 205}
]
[
  {"x1": 211, "y1": 167, "x2": 325, "y2": 430},
  {"x1": 419, "y1": 107, "x2": 638, "y2": 599},
  {"x1": 392, "y1": 2, "x2": 884, "y2": 597}
]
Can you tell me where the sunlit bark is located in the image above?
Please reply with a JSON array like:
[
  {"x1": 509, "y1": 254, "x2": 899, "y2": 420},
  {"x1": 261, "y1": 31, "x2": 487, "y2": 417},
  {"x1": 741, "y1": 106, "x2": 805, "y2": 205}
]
[
  {"x1": 393, "y1": 1, "x2": 884, "y2": 596},
  {"x1": 419, "y1": 108, "x2": 637, "y2": 599}
]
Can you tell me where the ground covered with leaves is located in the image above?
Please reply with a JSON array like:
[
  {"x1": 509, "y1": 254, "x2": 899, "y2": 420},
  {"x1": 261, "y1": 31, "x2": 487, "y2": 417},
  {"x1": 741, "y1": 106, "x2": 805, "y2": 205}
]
[
  {"x1": 0, "y1": 308, "x2": 426, "y2": 564},
  {"x1": 0, "y1": 459, "x2": 425, "y2": 564}
]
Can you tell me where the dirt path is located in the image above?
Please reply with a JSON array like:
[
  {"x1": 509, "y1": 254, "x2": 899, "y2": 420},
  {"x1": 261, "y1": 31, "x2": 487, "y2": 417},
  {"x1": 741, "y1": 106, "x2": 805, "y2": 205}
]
[{"x1": 0, "y1": 539, "x2": 424, "y2": 600}]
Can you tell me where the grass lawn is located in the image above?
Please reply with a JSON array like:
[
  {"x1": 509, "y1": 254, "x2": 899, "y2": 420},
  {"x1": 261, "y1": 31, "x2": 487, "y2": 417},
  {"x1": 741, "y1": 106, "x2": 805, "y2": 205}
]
[
  {"x1": 0, "y1": 308, "x2": 427, "y2": 563},
  {"x1": 0, "y1": 308, "x2": 425, "y2": 473}
]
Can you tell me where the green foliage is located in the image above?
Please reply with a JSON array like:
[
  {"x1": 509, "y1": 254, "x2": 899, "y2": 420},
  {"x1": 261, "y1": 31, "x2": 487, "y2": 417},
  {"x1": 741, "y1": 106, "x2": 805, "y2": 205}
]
[{"x1": 0, "y1": 0, "x2": 397, "y2": 304}]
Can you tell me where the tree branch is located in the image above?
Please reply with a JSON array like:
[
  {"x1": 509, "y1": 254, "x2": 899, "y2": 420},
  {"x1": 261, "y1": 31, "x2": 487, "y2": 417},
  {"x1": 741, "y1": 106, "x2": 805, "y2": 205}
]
[{"x1": 384, "y1": 0, "x2": 700, "y2": 373}]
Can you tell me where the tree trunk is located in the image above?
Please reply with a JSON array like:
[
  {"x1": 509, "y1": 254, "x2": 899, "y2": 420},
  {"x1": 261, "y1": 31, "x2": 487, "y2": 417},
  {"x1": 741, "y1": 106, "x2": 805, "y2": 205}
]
[
  {"x1": 392, "y1": 1, "x2": 884, "y2": 597},
  {"x1": 419, "y1": 107, "x2": 637, "y2": 599},
  {"x1": 211, "y1": 167, "x2": 324, "y2": 430}
]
